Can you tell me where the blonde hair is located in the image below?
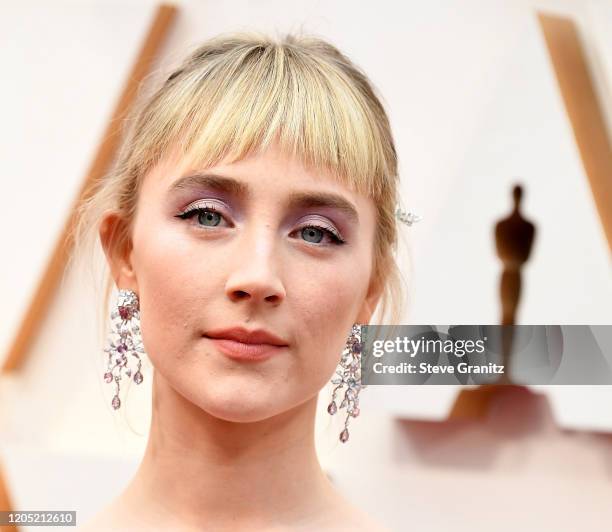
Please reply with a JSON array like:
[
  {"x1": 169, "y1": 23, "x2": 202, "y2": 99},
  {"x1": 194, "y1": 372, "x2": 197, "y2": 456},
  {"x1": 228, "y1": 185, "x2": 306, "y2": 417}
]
[{"x1": 72, "y1": 31, "x2": 407, "y2": 331}]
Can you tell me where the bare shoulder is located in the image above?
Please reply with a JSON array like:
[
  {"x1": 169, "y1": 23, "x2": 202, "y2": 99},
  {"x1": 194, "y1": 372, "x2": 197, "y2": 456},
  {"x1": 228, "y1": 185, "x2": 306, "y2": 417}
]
[
  {"x1": 79, "y1": 505, "x2": 390, "y2": 532},
  {"x1": 77, "y1": 513, "x2": 153, "y2": 532},
  {"x1": 316, "y1": 496, "x2": 391, "y2": 532},
  {"x1": 337, "y1": 507, "x2": 391, "y2": 532},
  {"x1": 76, "y1": 513, "x2": 118, "y2": 532},
  {"x1": 76, "y1": 500, "x2": 150, "y2": 532},
  {"x1": 77, "y1": 513, "x2": 133, "y2": 532}
]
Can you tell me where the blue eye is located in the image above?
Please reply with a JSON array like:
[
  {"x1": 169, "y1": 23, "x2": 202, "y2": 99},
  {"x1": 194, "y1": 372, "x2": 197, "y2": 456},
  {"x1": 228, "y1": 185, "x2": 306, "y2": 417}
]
[
  {"x1": 176, "y1": 205, "x2": 346, "y2": 246},
  {"x1": 196, "y1": 209, "x2": 221, "y2": 227},
  {"x1": 176, "y1": 204, "x2": 227, "y2": 228},
  {"x1": 297, "y1": 225, "x2": 345, "y2": 246}
]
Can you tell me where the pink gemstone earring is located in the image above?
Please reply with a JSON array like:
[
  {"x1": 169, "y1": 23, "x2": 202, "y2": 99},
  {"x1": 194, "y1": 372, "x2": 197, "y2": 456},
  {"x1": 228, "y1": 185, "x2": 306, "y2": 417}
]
[
  {"x1": 103, "y1": 289, "x2": 145, "y2": 409},
  {"x1": 327, "y1": 323, "x2": 366, "y2": 443}
]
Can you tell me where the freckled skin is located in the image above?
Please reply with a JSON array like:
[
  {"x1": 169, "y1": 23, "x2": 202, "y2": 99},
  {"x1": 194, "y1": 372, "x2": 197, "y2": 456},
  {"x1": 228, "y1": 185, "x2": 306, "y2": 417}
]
[
  {"x1": 91, "y1": 141, "x2": 387, "y2": 531},
  {"x1": 129, "y1": 143, "x2": 379, "y2": 422}
]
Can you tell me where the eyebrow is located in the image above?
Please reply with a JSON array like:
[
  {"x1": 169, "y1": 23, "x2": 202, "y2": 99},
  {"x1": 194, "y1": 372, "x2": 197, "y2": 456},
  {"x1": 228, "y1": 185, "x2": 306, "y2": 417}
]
[{"x1": 169, "y1": 172, "x2": 360, "y2": 224}]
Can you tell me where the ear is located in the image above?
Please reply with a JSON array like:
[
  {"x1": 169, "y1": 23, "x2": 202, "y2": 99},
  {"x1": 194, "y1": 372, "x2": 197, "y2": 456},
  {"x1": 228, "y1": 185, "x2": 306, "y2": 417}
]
[
  {"x1": 355, "y1": 272, "x2": 384, "y2": 324},
  {"x1": 99, "y1": 211, "x2": 138, "y2": 291}
]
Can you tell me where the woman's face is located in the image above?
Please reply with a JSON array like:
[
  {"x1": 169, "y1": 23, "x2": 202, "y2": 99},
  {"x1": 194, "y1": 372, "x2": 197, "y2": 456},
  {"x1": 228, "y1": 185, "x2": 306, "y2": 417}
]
[{"x1": 102, "y1": 141, "x2": 382, "y2": 422}]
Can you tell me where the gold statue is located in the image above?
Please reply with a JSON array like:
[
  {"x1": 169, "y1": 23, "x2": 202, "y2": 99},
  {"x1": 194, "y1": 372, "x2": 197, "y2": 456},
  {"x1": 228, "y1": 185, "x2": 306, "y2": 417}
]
[{"x1": 494, "y1": 184, "x2": 536, "y2": 383}]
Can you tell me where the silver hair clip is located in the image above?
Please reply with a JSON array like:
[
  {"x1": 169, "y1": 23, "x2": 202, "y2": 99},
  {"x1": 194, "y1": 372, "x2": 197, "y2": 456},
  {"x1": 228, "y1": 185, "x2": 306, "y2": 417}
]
[{"x1": 395, "y1": 205, "x2": 422, "y2": 226}]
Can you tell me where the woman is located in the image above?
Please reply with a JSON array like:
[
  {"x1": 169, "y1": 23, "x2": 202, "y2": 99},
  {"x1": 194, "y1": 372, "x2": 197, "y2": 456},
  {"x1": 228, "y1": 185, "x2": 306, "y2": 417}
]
[{"x1": 75, "y1": 31, "x2": 406, "y2": 531}]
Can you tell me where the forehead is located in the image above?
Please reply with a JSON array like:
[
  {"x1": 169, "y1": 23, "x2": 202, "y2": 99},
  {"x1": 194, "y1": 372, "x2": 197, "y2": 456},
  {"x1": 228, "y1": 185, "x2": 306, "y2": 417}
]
[{"x1": 142, "y1": 142, "x2": 376, "y2": 224}]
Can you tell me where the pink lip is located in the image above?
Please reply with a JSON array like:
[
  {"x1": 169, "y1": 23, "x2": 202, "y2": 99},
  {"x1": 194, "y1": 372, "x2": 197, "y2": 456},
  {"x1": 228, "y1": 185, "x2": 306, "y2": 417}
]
[
  {"x1": 203, "y1": 326, "x2": 289, "y2": 362},
  {"x1": 204, "y1": 326, "x2": 288, "y2": 346},
  {"x1": 205, "y1": 337, "x2": 287, "y2": 361}
]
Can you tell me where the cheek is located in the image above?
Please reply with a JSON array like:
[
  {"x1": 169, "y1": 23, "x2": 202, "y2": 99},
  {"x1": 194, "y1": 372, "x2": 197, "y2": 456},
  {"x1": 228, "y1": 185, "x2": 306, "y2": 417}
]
[
  {"x1": 287, "y1": 255, "x2": 369, "y2": 387},
  {"x1": 130, "y1": 218, "x2": 216, "y2": 363}
]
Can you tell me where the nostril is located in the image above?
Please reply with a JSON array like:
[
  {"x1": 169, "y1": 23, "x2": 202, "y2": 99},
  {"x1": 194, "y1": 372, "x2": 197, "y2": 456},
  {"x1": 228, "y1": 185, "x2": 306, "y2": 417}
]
[{"x1": 229, "y1": 290, "x2": 248, "y2": 300}]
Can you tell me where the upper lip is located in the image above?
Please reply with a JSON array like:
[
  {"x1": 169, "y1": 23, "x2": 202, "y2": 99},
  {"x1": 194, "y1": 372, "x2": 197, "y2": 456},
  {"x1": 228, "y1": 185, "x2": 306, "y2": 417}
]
[{"x1": 204, "y1": 327, "x2": 289, "y2": 346}]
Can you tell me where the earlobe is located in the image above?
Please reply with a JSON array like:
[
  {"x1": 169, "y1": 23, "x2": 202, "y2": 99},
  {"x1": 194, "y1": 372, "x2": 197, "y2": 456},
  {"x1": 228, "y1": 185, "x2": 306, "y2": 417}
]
[
  {"x1": 99, "y1": 212, "x2": 138, "y2": 291},
  {"x1": 356, "y1": 275, "x2": 383, "y2": 324}
]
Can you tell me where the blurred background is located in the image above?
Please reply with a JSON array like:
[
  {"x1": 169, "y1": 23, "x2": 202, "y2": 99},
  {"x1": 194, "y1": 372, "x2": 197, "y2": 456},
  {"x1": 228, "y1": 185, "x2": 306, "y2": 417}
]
[{"x1": 0, "y1": 1, "x2": 611, "y2": 531}]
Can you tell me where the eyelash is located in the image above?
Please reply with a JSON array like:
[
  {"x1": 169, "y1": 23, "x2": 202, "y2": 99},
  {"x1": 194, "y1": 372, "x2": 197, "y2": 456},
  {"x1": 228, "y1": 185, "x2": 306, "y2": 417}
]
[{"x1": 175, "y1": 204, "x2": 346, "y2": 246}]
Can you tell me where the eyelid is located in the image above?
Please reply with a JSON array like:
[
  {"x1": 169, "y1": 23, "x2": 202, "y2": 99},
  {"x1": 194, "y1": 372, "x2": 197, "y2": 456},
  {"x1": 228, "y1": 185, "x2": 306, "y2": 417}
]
[
  {"x1": 176, "y1": 202, "x2": 345, "y2": 244},
  {"x1": 298, "y1": 214, "x2": 343, "y2": 235},
  {"x1": 296, "y1": 217, "x2": 344, "y2": 242},
  {"x1": 178, "y1": 198, "x2": 228, "y2": 216},
  {"x1": 174, "y1": 200, "x2": 232, "y2": 229}
]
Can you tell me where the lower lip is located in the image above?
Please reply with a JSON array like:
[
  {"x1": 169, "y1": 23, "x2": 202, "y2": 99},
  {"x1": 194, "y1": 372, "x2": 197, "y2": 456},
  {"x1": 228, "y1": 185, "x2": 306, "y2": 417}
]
[{"x1": 205, "y1": 336, "x2": 287, "y2": 361}]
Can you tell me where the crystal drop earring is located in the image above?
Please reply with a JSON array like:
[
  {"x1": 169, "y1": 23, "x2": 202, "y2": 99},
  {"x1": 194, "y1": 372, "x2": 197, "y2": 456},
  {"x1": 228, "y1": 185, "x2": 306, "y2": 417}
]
[
  {"x1": 327, "y1": 323, "x2": 366, "y2": 443},
  {"x1": 103, "y1": 288, "x2": 146, "y2": 409}
]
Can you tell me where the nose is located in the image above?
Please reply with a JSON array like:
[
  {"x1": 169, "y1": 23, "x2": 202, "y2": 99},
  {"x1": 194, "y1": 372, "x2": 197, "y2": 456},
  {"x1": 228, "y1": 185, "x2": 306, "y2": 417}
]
[{"x1": 224, "y1": 224, "x2": 286, "y2": 306}]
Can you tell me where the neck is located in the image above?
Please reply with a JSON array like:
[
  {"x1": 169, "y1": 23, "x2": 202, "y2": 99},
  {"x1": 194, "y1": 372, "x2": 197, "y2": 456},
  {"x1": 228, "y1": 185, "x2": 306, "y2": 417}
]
[{"x1": 117, "y1": 371, "x2": 337, "y2": 529}]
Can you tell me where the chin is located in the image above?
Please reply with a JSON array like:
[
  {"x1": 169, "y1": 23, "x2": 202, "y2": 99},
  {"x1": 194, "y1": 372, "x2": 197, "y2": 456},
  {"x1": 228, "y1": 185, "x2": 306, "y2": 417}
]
[
  {"x1": 202, "y1": 398, "x2": 284, "y2": 424},
  {"x1": 182, "y1": 384, "x2": 288, "y2": 424},
  {"x1": 206, "y1": 407, "x2": 276, "y2": 424}
]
